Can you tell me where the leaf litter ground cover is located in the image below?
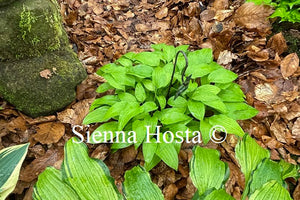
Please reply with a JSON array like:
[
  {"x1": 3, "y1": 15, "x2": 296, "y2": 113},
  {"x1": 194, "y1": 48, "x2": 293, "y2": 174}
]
[{"x1": 0, "y1": 0, "x2": 299, "y2": 199}]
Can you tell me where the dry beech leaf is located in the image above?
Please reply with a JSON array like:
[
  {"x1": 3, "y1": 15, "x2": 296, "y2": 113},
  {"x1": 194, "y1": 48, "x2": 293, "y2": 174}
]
[
  {"x1": 292, "y1": 118, "x2": 300, "y2": 141},
  {"x1": 33, "y1": 122, "x2": 65, "y2": 144},
  {"x1": 254, "y1": 83, "x2": 278, "y2": 102},
  {"x1": 19, "y1": 148, "x2": 64, "y2": 182},
  {"x1": 280, "y1": 53, "x2": 299, "y2": 79},
  {"x1": 267, "y1": 32, "x2": 288, "y2": 55},
  {"x1": 135, "y1": 24, "x2": 152, "y2": 32},
  {"x1": 234, "y1": 2, "x2": 273, "y2": 33},
  {"x1": 39, "y1": 69, "x2": 52, "y2": 79},
  {"x1": 217, "y1": 50, "x2": 238, "y2": 65},
  {"x1": 270, "y1": 121, "x2": 287, "y2": 144},
  {"x1": 155, "y1": 7, "x2": 168, "y2": 19},
  {"x1": 213, "y1": 0, "x2": 229, "y2": 10},
  {"x1": 247, "y1": 49, "x2": 269, "y2": 62}
]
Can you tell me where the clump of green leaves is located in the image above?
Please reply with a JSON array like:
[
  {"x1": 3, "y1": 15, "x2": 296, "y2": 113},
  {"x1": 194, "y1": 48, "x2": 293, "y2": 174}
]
[
  {"x1": 247, "y1": 0, "x2": 300, "y2": 23},
  {"x1": 190, "y1": 134, "x2": 299, "y2": 200},
  {"x1": 33, "y1": 138, "x2": 164, "y2": 200},
  {"x1": 83, "y1": 44, "x2": 258, "y2": 170}
]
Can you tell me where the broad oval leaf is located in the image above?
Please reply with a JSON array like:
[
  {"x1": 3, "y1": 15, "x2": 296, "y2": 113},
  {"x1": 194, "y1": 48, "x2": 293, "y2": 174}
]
[
  {"x1": 190, "y1": 146, "x2": 227, "y2": 195},
  {"x1": 135, "y1": 52, "x2": 160, "y2": 67},
  {"x1": 188, "y1": 100, "x2": 205, "y2": 121},
  {"x1": 192, "y1": 90, "x2": 227, "y2": 113},
  {"x1": 208, "y1": 68, "x2": 238, "y2": 83},
  {"x1": 204, "y1": 189, "x2": 235, "y2": 200},
  {"x1": 135, "y1": 82, "x2": 146, "y2": 102},
  {"x1": 224, "y1": 102, "x2": 258, "y2": 120},
  {"x1": 152, "y1": 67, "x2": 169, "y2": 88},
  {"x1": 127, "y1": 64, "x2": 153, "y2": 78},
  {"x1": 62, "y1": 138, "x2": 122, "y2": 200},
  {"x1": 188, "y1": 48, "x2": 213, "y2": 65},
  {"x1": 123, "y1": 166, "x2": 164, "y2": 200},
  {"x1": 249, "y1": 180, "x2": 292, "y2": 200},
  {"x1": 0, "y1": 143, "x2": 29, "y2": 200},
  {"x1": 156, "y1": 142, "x2": 178, "y2": 170},
  {"x1": 208, "y1": 114, "x2": 245, "y2": 136},
  {"x1": 33, "y1": 167, "x2": 80, "y2": 200},
  {"x1": 160, "y1": 108, "x2": 191, "y2": 125},
  {"x1": 83, "y1": 106, "x2": 110, "y2": 125},
  {"x1": 235, "y1": 134, "x2": 270, "y2": 185}
]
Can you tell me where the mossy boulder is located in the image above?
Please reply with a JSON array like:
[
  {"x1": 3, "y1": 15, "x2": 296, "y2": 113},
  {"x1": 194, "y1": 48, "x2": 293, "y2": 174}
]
[
  {"x1": 0, "y1": 48, "x2": 87, "y2": 117},
  {"x1": 0, "y1": 0, "x2": 87, "y2": 117},
  {"x1": 0, "y1": 0, "x2": 67, "y2": 60}
]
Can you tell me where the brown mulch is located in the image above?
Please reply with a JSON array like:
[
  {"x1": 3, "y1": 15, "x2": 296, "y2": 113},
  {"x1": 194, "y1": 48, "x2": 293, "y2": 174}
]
[{"x1": 0, "y1": 0, "x2": 299, "y2": 199}]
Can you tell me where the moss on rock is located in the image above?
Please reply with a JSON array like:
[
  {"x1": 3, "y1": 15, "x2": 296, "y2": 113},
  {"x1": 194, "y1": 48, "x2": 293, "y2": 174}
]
[
  {"x1": 0, "y1": 0, "x2": 68, "y2": 61},
  {"x1": 0, "y1": 48, "x2": 87, "y2": 117}
]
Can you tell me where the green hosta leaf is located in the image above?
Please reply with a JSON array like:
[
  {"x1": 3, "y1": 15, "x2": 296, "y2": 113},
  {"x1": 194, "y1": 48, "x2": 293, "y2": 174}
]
[
  {"x1": 151, "y1": 43, "x2": 175, "y2": 62},
  {"x1": 200, "y1": 118, "x2": 212, "y2": 144},
  {"x1": 152, "y1": 67, "x2": 170, "y2": 88},
  {"x1": 144, "y1": 154, "x2": 161, "y2": 171},
  {"x1": 249, "y1": 159, "x2": 283, "y2": 196},
  {"x1": 104, "y1": 101, "x2": 128, "y2": 120},
  {"x1": 123, "y1": 166, "x2": 164, "y2": 200},
  {"x1": 175, "y1": 45, "x2": 189, "y2": 53},
  {"x1": 197, "y1": 84, "x2": 221, "y2": 94},
  {"x1": 235, "y1": 134, "x2": 270, "y2": 185},
  {"x1": 127, "y1": 64, "x2": 153, "y2": 78},
  {"x1": 208, "y1": 68, "x2": 238, "y2": 83},
  {"x1": 218, "y1": 83, "x2": 245, "y2": 102},
  {"x1": 156, "y1": 95, "x2": 166, "y2": 109},
  {"x1": 160, "y1": 108, "x2": 191, "y2": 125},
  {"x1": 89, "y1": 95, "x2": 119, "y2": 111},
  {"x1": 118, "y1": 92, "x2": 137, "y2": 102},
  {"x1": 135, "y1": 52, "x2": 160, "y2": 67},
  {"x1": 116, "y1": 57, "x2": 132, "y2": 67},
  {"x1": 190, "y1": 146, "x2": 227, "y2": 196},
  {"x1": 279, "y1": 160, "x2": 299, "y2": 180},
  {"x1": 141, "y1": 101, "x2": 158, "y2": 113},
  {"x1": 192, "y1": 90, "x2": 227, "y2": 113},
  {"x1": 167, "y1": 96, "x2": 188, "y2": 109},
  {"x1": 188, "y1": 48, "x2": 213, "y2": 65},
  {"x1": 83, "y1": 106, "x2": 110, "y2": 125},
  {"x1": 187, "y1": 62, "x2": 221, "y2": 79},
  {"x1": 123, "y1": 52, "x2": 136, "y2": 60},
  {"x1": 142, "y1": 79, "x2": 155, "y2": 91},
  {"x1": 188, "y1": 100, "x2": 205, "y2": 121},
  {"x1": 224, "y1": 103, "x2": 258, "y2": 120},
  {"x1": 204, "y1": 189, "x2": 234, "y2": 200},
  {"x1": 208, "y1": 114, "x2": 245, "y2": 136},
  {"x1": 118, "y1": 102, "x2": 143, "y2": 130},
  {"x1": 135, "y1": 82, "x2": 146, "y2": 102},
  {"x1": 90, "y1": 121, "x2": 118, "y2": 143},
  {"x1": 33, "y1": 167, "x2": 80, "y2": 200},
  {"x1": 132, "y1": 120, "x2": 147, "y2": 149},
  {"x1": 62, "y1": 138, "x2": 122, "y2": 200},
  {"x1": 249, "y1": 180, "x2": 292, "y2": 200},
  {"x1": 102, "y1": 74, "x2": 125, "y2": 90},
  {"x1": 0, "y1": 143, "x2": 29, "y2": 200},
  {"x1": 96, "y1": 82, "x2": 114, "y2": 93},
  {"x1": 143, "y1": 138, "x2": 158, "y2": 163},
  {"x1": 156, "y1": 142, "x2": 178, "y2": 170}
]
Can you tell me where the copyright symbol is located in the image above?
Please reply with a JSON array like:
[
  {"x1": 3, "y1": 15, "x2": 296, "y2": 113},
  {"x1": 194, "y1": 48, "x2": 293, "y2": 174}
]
[{"x1": 209, "y1": 125, "x2": 227, "y2": 144}]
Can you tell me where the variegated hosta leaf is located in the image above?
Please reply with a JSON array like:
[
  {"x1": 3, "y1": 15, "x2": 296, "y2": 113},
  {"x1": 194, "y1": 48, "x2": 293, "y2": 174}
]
[
  {"x1": 0, "y1": 143, "x2": 29, "y2": 200},
  {"x1": 33, "y1": 167, "x2": 79, "y2": 200},
  {"x1": 249, "y1": 180, "x2": 292, "y2": 200},
  {"x1": 190, "y1": 146, "x2": 227, "y2": 196},
  {"x1": 123, "y1": 166, "x2": 164, "y2": 200},
  {"x1": 62, "y1": 138, "x2": 123, "y2": 200}
]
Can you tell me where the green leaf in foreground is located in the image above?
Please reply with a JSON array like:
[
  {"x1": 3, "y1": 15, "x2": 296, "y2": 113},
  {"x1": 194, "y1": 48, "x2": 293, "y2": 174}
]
[
  {"x1": 62, "y1": 138, "x2": 122, "y2": 200},
  {"x1": 208, "y1": 114, "x2": 245, "y2": 136},
  {"x1": 204, "y1": 189, "x2": 235, "y2": 200},
  {"x1": 235, "y1": 134, "x2": 270, "y2": 185},
  {"x1": 249, "y1": 180, "x2": 292, "y2": 200},
  {"x1": 123, "y1": 166, "x2": 164, "y2": 200},
  {"x1": 33, "y1": 167, "x2": 79, "y2": 200},
  {"x1": 0, "y1": 143, "x2": 29, "y2": 200},
  {"x1": 190, "y1": 146, "x2": 227, "y2": 196}
]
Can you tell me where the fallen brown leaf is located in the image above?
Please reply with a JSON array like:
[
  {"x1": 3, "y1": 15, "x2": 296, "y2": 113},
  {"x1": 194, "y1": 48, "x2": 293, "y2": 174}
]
[
  {"x1": 267, "y1": 32, "x2": 288, "y2": 55},
  {"x1": 33, "y1": 122, "x2": 65, "y2": 144},
  {"x1": 155, "y1": 7, "x2": 168, "y2": 19},
  {"x1": 39, "y1": 69, "x2": 52, "y2": 79},
  {"x1": 280, "y1": 53, "x2": 299, "y2": 79},
  {"x1": 234, "y1": 2, "x2": 273, "y2": 34}
]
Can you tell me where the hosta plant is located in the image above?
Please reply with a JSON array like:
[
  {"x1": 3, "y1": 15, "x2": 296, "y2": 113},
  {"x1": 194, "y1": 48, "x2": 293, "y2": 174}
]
[
  {"x1": 33, "y1": 138, "x2": 164, "y2": 200},
  {"x1": 83, "y1": 44, "x2": 258, "y2": 170},
  {"x1": 247, "y1": 0, "x2": 300, "y2": 23},
  {"x1": 190, "y1": 134, "x2": 299, "y2": 200},
  {"x1": 0, "y1": 143, "x2": 29, "y2": 200}
]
